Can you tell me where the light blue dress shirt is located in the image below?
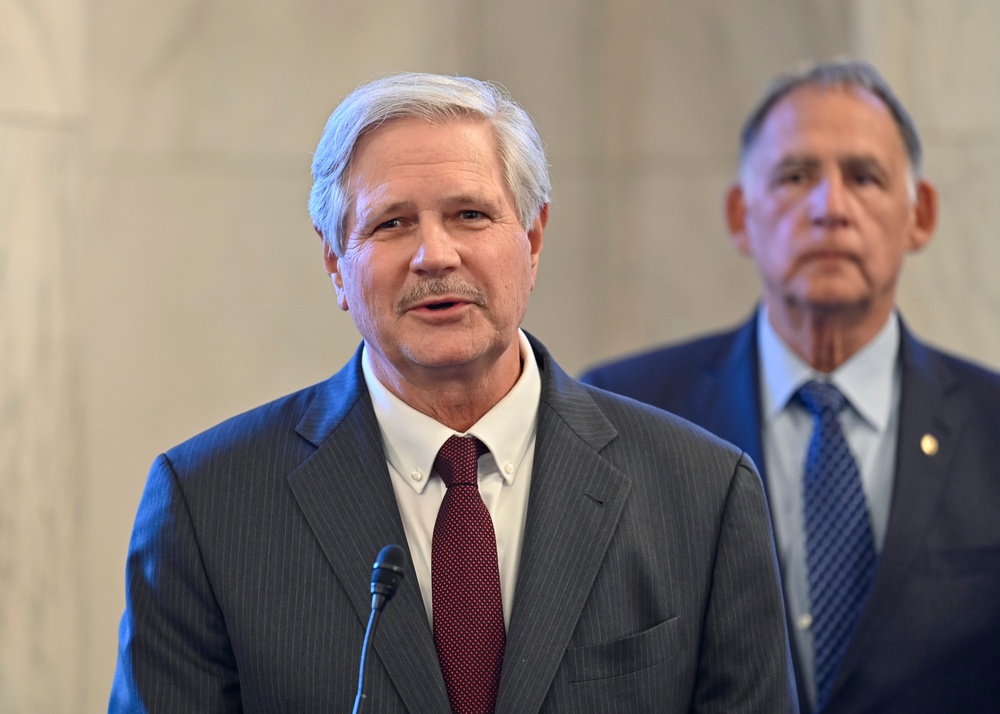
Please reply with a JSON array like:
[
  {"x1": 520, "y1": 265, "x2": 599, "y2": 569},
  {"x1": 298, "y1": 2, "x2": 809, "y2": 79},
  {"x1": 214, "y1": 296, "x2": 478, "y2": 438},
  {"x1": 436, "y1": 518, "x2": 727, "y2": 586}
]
[{"x1": 757, "y1": 307, "x2": 901, "y2": 709}]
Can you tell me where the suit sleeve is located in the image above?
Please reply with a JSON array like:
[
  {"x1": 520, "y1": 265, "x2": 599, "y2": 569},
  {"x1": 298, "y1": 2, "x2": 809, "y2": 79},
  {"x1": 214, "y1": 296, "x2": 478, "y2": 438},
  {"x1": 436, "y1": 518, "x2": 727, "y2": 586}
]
[
  {"x1": 109, "y1": 454, "x2": 242, "y2": 713},
  {"x1": 693, "y1": 455, "x2": 798, "y2": 714}
]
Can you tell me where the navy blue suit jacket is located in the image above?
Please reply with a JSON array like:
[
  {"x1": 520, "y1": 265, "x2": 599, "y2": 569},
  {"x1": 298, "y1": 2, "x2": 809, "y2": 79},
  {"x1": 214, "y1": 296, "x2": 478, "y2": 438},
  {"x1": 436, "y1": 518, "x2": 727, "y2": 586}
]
[{"x1": 582, "y1": 316, "x2": 1000, "y2": 713}]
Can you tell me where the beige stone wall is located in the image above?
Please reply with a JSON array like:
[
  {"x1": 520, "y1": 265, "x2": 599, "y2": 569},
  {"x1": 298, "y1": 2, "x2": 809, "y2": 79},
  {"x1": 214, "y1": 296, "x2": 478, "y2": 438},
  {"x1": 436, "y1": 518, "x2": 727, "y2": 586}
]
[
  {"x1": 2, "y1": 1, "x2": 998, "y2": 711},
  {"x1": 1, "y1": 0, "x2": 85, "y2": 711},
  {"x1": 857, "y1": 0, "x2": 1000, "y2": 367}
]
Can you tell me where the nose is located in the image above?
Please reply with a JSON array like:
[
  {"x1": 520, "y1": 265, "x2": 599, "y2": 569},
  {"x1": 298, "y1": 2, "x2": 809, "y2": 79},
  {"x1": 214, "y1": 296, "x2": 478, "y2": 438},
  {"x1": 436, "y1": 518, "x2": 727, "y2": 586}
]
[
  {"x1": 810, "y1": 173, "x2": 850, "y2": 229},
  {"x1": 409, "y1": 213, "x2": 461, "y2": 275}
]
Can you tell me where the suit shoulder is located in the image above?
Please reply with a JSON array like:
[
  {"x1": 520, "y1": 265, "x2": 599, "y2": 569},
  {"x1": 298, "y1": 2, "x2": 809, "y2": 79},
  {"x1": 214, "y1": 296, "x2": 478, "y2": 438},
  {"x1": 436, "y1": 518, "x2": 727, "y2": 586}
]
[
  {"x1": 936, "y1": 349, "x2": 1000, "y2": 388},
  {"x1": 579, "y1": 326, "x2": 742, "y2": 400},
  {"x1": 162, "y1": 379, "x2": 331, "y2": 476},
  {"x1": 926, "y1": 346, "x2": 1000, "y2": 409},
  {"x1": 574, "y1": 382, "x2": 762, "y2": 519},
  {"x1": 580, "y1": 380, "x2": 745, "y2": 463}
]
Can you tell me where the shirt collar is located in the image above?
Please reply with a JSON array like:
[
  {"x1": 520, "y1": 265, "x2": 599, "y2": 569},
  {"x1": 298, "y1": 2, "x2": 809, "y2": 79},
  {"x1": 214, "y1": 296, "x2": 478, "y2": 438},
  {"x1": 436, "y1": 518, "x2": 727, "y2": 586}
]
[
  {"x1": 757, "y1": 306, "x2": 900, "y2": 430},
  {"x1": 361, "y1": 329, "x2": 541, "y2": 494}
]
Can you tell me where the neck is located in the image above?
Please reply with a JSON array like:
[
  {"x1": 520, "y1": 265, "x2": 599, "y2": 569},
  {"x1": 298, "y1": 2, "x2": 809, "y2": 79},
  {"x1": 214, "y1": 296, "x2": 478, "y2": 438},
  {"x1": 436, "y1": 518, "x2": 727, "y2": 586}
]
[
  {"x1": 371, "y1": 342, "x2": 523, "y2": 433},
  {"x1": 766, "y1": 299, "x2": 892, "y2": 373}
]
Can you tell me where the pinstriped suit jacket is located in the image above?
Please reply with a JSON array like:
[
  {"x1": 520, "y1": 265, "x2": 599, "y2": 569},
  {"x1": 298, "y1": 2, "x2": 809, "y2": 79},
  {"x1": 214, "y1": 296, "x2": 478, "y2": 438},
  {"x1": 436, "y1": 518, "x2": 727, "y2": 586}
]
[
  {"x1": 581, "y1": 316, "x2": 1000, "y2": 713},
  {"x1": 110, "y1": 335, "x2": 796, "y2": 713}
]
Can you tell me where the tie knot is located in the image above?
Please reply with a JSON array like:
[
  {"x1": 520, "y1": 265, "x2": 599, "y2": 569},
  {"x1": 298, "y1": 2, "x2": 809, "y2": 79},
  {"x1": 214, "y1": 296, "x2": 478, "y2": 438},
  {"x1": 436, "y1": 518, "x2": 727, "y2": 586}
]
[
  {"x1": 796, "y1": 380, "x2": 847, "y2": 417},
  {"x1": 434, "y1": 435, "x2": 487, "y2": 488}
]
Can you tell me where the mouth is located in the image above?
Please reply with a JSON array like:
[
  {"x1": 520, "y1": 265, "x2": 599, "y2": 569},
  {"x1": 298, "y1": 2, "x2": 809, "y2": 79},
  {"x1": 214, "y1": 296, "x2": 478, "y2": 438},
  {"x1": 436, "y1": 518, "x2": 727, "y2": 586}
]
[
  {"x1": 801, "y1": 248, "x2": 855, "y2": 264},
  {"x1": 423, "y1": 300, "x2": 462, "y2": 311},
  {"x1": 406, "y1": 295, "x2": 476, "y2": 315},
  {"x1": 397, "y1": 280, "x2": 488, "y2": 316}
]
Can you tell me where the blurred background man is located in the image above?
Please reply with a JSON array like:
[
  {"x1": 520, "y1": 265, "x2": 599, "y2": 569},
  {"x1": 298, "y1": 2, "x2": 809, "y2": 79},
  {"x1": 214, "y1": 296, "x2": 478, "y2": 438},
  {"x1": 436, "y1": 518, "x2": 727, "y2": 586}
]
[{"x1": 582, "y1": 59, "x2": 1000, "y2": 713}]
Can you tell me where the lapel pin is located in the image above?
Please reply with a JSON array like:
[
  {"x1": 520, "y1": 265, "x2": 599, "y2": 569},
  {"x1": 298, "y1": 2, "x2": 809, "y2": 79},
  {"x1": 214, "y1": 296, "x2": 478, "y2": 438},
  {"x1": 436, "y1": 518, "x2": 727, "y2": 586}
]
[{"x1": 920, "y1": 434, "x2": 939, "y2": 456}]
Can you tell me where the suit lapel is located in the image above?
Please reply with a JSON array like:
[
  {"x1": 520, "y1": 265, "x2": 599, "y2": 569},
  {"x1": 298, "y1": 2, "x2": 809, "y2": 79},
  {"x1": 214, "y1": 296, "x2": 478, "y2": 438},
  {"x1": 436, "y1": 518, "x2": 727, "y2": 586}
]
[
  {"x1": 830, "y1": 325, "x2": 965, "y2": 700},
  {"x1": 287, "y1": 349, "x2": 451, "y2": 713},
  {"x1": 495, "y1": 338, "x2": 631, "y2": 714},
  {"x1": 286, "y1": 339, "x2": 639, "y2": 713},
  {"x1": 691, "y1": 317, "x2": 767, "y2": 482}
]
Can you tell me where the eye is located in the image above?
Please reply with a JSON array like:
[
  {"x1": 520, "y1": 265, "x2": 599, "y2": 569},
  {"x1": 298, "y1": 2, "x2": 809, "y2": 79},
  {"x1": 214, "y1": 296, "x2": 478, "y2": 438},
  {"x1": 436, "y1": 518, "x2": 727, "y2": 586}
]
[
  {"x1": 849, "y1": 170, "x2": 882, "y2": 187},
  {"x1": 459, "y1": 210, "x2": 486, "y2": 220},
  {"x1": 374, "y1": 218, "x2": 402, "y2": 232},
  {"x1": 771, "y1": 165, "x2": 814, "y2": 188},
  {"x1": 779, "y1": 170, "x2": 808, "y2": 185}
]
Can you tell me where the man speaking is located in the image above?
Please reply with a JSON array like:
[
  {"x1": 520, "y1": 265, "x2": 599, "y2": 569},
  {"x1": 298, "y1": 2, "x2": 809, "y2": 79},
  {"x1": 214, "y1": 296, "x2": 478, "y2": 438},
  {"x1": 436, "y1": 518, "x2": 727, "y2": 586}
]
[{"x1": 110, "y1": 72, "x2": 795, "y2": 713}]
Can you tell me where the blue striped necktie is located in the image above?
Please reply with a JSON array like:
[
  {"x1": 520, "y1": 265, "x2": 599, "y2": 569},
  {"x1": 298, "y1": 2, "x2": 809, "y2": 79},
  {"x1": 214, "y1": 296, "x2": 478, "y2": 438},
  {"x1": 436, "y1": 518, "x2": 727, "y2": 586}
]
[{"x1": 797, "y1": 380, "x2": 877, "y2": 711}]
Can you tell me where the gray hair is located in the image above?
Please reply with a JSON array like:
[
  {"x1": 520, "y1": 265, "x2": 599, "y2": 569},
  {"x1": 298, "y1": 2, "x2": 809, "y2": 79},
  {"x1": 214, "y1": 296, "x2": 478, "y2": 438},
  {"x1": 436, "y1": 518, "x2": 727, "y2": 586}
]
[
  {"x1": 309, "y1": 72, "x2": 551, "y2": 255},
  {"x1": 739, "y1": 58, "x2": 923, "y2": 178}
]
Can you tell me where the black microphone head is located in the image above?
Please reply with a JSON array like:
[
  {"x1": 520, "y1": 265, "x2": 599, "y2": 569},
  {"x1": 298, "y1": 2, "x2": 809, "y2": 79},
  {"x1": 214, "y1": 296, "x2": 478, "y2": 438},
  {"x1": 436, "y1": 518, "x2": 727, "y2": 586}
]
[{"x1": 370, "y1": 544, "x2": 407, "y2": 610}]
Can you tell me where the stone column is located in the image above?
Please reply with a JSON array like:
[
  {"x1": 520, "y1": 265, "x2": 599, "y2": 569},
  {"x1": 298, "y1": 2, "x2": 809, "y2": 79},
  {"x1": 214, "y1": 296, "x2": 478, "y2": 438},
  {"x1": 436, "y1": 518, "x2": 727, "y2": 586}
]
[
  {"x1": 0, "y1": 1, "x2": 85, "y2": 710},
  {"x1": 853, "y1": 0, "x2": 1000, "y2": 368}
]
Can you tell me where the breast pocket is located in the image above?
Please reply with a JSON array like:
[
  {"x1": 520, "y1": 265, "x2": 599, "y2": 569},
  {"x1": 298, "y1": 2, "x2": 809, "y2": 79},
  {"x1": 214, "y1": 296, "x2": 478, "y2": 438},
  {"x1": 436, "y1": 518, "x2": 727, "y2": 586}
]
[{"x1": 565, "y1": 616, "x2": 680, "y2": 683}]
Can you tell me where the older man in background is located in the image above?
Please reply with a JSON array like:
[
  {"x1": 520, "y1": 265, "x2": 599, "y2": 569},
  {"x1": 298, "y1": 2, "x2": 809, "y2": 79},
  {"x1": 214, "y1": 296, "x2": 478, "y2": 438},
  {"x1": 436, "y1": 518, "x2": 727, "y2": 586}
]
[{"x1": 583, "y1": 59, "x2": 1000, "y2": 713}]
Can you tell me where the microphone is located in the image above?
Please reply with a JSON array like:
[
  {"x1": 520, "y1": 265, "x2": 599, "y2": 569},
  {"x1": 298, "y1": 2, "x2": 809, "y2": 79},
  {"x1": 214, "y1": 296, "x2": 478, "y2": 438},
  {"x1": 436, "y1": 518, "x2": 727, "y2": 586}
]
[
  {"x1": 370, "y1": 544, "x2": 407, "y2": 611},
  {"x1": 353, "y1": 544, "x2": 408, "y2": 714}
]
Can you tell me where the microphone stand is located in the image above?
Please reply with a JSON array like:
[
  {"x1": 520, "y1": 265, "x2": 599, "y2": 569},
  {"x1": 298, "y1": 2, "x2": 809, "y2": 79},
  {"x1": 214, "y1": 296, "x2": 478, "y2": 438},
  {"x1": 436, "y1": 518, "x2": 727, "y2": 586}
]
[
  {"x1": 353, "y1": 607, "x2": 383, "y2": 714},
  {"x1": 352, "y1": 545, "x2": 407, "y2": 714}
]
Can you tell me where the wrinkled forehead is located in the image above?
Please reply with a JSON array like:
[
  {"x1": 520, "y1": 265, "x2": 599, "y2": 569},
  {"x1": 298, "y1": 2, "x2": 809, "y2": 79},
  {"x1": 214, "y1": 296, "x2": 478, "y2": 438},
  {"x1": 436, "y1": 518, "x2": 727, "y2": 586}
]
[
  {"x1": 748, "y1": 85, "x2": 908, "y2": 166},
  {"x1": 343, "y1": 116, "x2": 512, "y2": 230},
  {"x1": 348, "y1": 116, "x2": 502, "y2": 186},
  {"x1": 738, "y1": 88, "x2": 919, "y2": 198}
]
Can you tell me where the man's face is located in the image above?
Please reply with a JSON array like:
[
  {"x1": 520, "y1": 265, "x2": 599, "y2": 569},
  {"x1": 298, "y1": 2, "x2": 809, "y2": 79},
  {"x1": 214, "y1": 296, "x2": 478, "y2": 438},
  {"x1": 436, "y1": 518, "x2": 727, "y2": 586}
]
[
  {"x1": 727, "y1": 85, "x2": 936, "y2": 323},
  {"x1": 324, "y1": 116, "x2": 545, "y2": 387}
]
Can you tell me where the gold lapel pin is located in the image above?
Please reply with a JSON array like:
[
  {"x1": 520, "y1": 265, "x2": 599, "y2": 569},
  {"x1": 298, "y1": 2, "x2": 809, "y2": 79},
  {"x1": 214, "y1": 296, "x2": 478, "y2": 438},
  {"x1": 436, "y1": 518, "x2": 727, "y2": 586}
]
[{"x1": 920, "y1": 434, "x2": 939, "y2": 456}]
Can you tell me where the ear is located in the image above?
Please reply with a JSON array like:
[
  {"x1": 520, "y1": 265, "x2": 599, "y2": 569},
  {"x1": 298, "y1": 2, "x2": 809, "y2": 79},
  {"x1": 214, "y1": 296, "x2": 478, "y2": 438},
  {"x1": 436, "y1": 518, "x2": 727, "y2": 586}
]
[
  {"x1": 318, "y1": 228, "x2": 350, "y2": 311},
  {"x1": 725, "y1": 184, "x2": 753, "y2": 256},
  {"x1": 908, "y1": 179, "x2": 938, "y2": 253},
  {"x1": 527, "y1": 203, "x2": 548, "y2": 287}
]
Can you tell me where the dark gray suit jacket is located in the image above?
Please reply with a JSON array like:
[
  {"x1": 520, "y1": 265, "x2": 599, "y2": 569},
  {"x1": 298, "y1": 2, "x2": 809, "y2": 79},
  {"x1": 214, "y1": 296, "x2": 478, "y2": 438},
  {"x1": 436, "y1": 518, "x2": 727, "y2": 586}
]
[
  {"x1": 581, "y1": 316, "x2": 1000, "y2": 713},
  {"x1": 110, "y1": 335, "x2": 795, "y2": 713}
]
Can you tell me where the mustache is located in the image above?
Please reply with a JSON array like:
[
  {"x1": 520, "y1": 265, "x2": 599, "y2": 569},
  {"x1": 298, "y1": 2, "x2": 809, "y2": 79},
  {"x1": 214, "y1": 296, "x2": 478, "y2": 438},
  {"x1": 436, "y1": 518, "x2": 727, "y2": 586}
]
[{"x1": 395, "y1": 278, "x2": 488, "y2": 313}]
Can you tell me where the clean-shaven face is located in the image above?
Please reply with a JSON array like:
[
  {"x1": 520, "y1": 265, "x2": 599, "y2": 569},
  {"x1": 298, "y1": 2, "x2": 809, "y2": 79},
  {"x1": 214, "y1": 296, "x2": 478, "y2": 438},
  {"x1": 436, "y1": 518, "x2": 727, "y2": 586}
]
[{"x1": 733, "y1": 85, "x2": 931, "y2": 320}]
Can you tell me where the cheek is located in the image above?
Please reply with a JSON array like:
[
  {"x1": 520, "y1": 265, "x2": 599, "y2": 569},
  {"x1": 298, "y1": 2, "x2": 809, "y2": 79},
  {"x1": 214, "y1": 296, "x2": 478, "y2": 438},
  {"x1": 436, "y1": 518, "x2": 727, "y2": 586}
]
[{"x1": 509, "y1": 251, "x2": 537, "y2": 313}]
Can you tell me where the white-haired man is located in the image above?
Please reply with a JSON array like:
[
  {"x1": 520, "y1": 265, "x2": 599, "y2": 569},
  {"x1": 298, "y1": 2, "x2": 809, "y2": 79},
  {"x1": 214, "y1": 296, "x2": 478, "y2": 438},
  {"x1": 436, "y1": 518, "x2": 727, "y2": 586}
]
[{"x1": 111, "y1": 72, "x2": 795, "y2": 713}]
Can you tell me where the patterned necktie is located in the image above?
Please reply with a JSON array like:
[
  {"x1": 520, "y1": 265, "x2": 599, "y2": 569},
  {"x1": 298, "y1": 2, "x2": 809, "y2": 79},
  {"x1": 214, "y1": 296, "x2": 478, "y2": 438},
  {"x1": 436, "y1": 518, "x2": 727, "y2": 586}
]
[
  {"x1": 432, "y1": 435, "x2": 505, "y2": 714},
  {"x1": 797, "y1": 381, "x2": 877, "y2": 711}
]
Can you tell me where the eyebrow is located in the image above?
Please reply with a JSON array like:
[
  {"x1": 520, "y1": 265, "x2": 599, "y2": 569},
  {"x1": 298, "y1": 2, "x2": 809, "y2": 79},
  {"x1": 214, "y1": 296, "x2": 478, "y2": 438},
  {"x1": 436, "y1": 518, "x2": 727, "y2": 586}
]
[
  {"x1": 352, "y1": 192, "x2": 505, "y2": 236},
  {"x1": 770, "y1": 154, "x2": 890, "y2": 178},
  {"x1": 841, "y1": 155, "x2": 888, "y2": 175}
]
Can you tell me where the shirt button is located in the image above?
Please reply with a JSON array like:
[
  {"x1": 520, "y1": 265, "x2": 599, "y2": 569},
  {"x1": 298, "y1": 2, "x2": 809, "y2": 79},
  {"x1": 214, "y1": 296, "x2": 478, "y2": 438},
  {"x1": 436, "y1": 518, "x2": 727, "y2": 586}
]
[
  {"x1": 504, "y1": 461, "x2": 514, "y2": 475},
  {"x1": 797, "y1": 613, "x2": 813, "y2": 631},
  {"x1": 410, "y1": 469, "x2": 423, "y2": 482}
]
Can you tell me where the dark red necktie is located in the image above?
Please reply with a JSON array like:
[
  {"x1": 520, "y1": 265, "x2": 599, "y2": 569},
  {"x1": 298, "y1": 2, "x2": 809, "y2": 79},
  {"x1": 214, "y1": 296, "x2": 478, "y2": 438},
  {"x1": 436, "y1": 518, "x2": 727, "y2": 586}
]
[{"x1": 432, "y1": 435, "x2": 506, "y2": 714}]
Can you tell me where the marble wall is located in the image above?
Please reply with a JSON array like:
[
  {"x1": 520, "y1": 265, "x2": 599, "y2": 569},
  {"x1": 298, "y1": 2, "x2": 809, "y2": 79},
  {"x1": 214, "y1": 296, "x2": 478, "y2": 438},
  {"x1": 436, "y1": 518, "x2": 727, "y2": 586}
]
[
  {"x1": 2, "y1": 1, "x2": 998, "y2": 711},
  {"x1": 1, "y1": 0, "x2": 85, "y2": 711},
  {"x1": 860, "y1": 1, "x2": 1000, "y2": 365}
]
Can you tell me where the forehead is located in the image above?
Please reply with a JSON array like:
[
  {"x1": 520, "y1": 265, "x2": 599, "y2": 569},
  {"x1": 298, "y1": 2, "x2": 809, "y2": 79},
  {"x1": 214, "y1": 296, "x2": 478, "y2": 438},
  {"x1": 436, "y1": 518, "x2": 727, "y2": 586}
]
[
  {"x1": 750, "y1": 85, "x2": 908, "y2": 166},
  {"x1": 348, "y1": 115, "x2": 504, "y2": 193}
]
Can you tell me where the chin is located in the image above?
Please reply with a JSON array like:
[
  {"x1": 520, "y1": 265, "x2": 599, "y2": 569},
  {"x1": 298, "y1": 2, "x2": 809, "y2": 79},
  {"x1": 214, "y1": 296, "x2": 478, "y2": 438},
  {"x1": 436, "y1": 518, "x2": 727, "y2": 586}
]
[
  {"x1": 405, "y1": 342, "x2": 490, "y2": 369},
  {"x1": 794, "y1": 291, "x2": 871, "y2": 314}
]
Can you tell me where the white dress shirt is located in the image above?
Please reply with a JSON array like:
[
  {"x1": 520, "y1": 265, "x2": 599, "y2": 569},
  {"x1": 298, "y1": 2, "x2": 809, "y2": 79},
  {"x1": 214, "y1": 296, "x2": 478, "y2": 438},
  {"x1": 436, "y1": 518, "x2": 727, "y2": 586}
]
[
  {"x1": 757, "y1": 306, "x2": 901, "y2": 709},
  {"x1": 361, "y1": 329, "x2": 540, "y2": 629}
]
